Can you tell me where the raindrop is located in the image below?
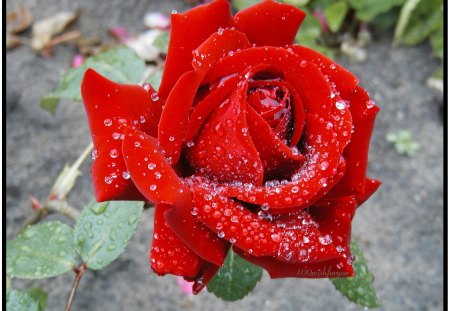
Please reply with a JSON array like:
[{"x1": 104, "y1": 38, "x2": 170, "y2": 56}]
[
  {"x1": 122, "y1": 171, "x2": 131, "y2": 179},
  {"x1": 104, "y1": 176, "x2": 113, "y2": 184},
  {"x1": 149, "y1": 184, "x2": 157, "y2": 191},
  {"x1": 148, "y1": 163, "x2": 156, "y2": 170},
  {"x1": 151, "y1": 92, "x2": 159, "y2": 101},
  {"x1": 319, "y1": 161, "x2": 329, "y2": 170},
  {"x1": 319, "y1": 234, "x2": 332, "y2": 245},
  {"x1": 104, "y1": 119, "x2": 112, "y2": 126},
  {"x1": 110, "y1": 149, "x2": 119, "y2": 158},
  {"x1": 335, "y1": 100, "x2": 348, "y2": 110}
]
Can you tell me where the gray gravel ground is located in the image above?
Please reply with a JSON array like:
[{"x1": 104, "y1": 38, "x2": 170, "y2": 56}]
[{"x1": 6, "y1": 0, "x2": 444, "y2": 310}]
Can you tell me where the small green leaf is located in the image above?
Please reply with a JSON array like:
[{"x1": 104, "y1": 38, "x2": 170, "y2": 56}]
[
  {"x1": 394, "y1": 0, "x2": 442, "y2": 45},
  {"x1": 385, "y1": 130, "x2": 420, "y2": 156},
  {"x1": 232, "y1": 0, "x2": 259, "y2": 11},
  {"x1": 41, "y1": 46, "x2": 146, "y2": 112},
  {"x1": 324, "y1": 1, "x2": 349, "y2": 33},
  {"x1": 281, "y1": 0, "x2": 310, "y2": 7},
  {"x1": 25, "y1": 288, "x2": 47, "y2": 311},
  {"x1": 74, "y1": 201, "x2": 144, "y2": 270},
  {"x1": 430, "y1": 25, "x2": 443, "y2": 59},
  {"x1": 153, "y1": 31, "x2": 170, "y2": 54},
  {"x1": 39, "y1": 96, "x2": 59, "y2": 114},
  {"x1": 331, "y1": 241, "x2": 380, "y2": 308},
  {"x1": 346, "y1": 0, "x2": 406, "y2": 22},
  {"x1": 207, "y1": 250, "x2": 263, "y2": 301},
  {"x1": 7, "y1": 222, "x2": 76, "y2": 279},
  {"x1": 7, "y1": 289, "x2": 40, "y2": 311}
]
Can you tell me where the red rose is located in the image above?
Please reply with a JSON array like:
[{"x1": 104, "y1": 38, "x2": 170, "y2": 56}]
[{"x1": 81, "y1": 0, "x2": 380, "y2": 293}]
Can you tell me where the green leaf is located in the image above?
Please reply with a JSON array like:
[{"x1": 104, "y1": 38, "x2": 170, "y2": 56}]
[
  {"x1": 346, "y1": 0, "x2": 406, "y2": 22},
  {"x1": 41, "y1": 46, "x2": 146, "y2": 112},
  {"x1": 394, "y1": 0, "x2": 442, "y2": 45},
  {"x1": 39, "y1": 96, "x2": 59, "y2": 114},
  {"x1": 153, "y1": 31, "x2": 170, "y2": 54},
  {"x1": 370, "y1": 8, "x2": 402, "y2": 30},
  {"x1": 207, "y1": 250, "x2": 263, "y2": 301},
  {"x1": 25, "y1": 288, "x2": 47, "y2": 311},
  {"x1": 331, "y1": 241, "x2": 380, "y2": 308},
  {"x1": 232, "y1": 0, "x2": 259, "y2": 11},
  {"x1": 324, "y1": 1, "x2": 349, "y2": 33},
  {"x1": 281, "y1": 0, "x2": 310, "y2": 7},
  {"x1": 430, "y1": 24, "x2": 443, "y2": 59},
  {"x1": 385, "y1": 130, "x2": 420, "y2": 156},
  {"x1": 7, "y1": 289, "x2": 40, "y2": 311},
  {"x1": 7, "y1": 222, "x2": 76, "y2": 279},
  {"x1": 74, "y1": 201, "x2": 144, "y2": 270}
]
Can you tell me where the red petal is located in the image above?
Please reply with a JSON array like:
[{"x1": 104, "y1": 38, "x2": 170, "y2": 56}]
[
  {"x1": 205, "y1": 47, "x2": 333, "y2": 118},
  {"x1": 309, "y1": 196, "x2": 357, "y2": 253},
  {"x1": 192, "y1": 28, "x2": 251, "y2": 74},
  {"x1": 224, "y1": 110, "x2": 351, "y2": 210},
  {"x1": 355, "y1": 178, "x2": 381, "y2": 206},
  {"x1": 150, "y1": 204, "x2": 204, "y2": 278},
  {"x1": 158, "y1": 0, "x2": 234, "y2": 99},
  {"x1": 291, "y1": 45, "x2": 359, "y2": 94},
  {"x1": 330, "y1": 86, "x2": 379, "y2": 196},
  {"x1": 185, "y1": 82, "x2": 264, "y2": 185},
  {"x1": 234, "y1": 247, "x2": 354, "y2": 278},
  {"x1": 192, "y1": 262, "x2": 223, "y2": 294},
  {"x1": 234, "y1": 0, "x2": 305, "y2": 47},
  {"x1": 246, "y1": 103, "x2": 305, "y2": 180},
  {"x1": 192, "y1": 187, "x2": 339, "y2": 263},
  {"x1": 184, "y1": 73, "x2": 242, "y2": 143},
  {"x1": 247, "y1": 79, "x2": 305, "y2": 146},
  {"x1": 163, "y1": 192, "x2": 230, "y2": 266},
  {"x1": 121, "y1": 127, "x2": 187, "y2": 205},
  {"x1": 81, "y1": 69, "x2": 161, "y2": 201},
  {"x1": 158, "y1": 70, "x2": 202, "y2": 165}
]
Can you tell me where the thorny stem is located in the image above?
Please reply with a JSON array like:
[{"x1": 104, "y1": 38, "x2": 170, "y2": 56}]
[{"x1": 65, "y1": 264, "x2": 87, "y2": 311}]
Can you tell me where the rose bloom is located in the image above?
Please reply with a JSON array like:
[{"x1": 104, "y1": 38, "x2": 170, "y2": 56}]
[{"x1": 82, "y1": 0, "x2": 380, "y2": 294}]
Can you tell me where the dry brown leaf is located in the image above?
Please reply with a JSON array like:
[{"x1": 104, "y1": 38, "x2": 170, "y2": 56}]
[
  {"x1": 7, "y1": 33, "x2": 24, "y2": 49},
  {"x1": 31, "y1": 10, "x2": 80, "y2": 51},
  {"x1": 7, "y1": 5, "x2": 33, "y2": 34}
]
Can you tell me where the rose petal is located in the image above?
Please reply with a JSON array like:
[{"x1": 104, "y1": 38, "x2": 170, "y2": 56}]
[
  {"x1": 192, "y1": 262, "x2": 222, "y2": 295},
  {"x1": 158, "y1": 0, "x2": 235, "y2": 99},
  {"x1": 247, "y1": 79, "x2": 305, "y2": 146},
  {"x1": 234, "y1": 247, "x2": 354, "y2": 278},
  {"x1": 291, "y1": 45, "x2": 359, "y2": 94},
  {"x1": 192, "y1": 28, "x2": 251, "y2": 74},
  {"x1": 234, "y1": 0, "x2": 305, "y2": 47},
  {"x1": 330, "y1": 86, "x2": 379, "y2": 196},
  {"x1": 121, "y1": 127, "x2": 187, "y2": 205},
  {"x1": 163, "y1": 192, "x2": 230, "y2": 266},
  {"x1": 224, "y1": 110, "x2": 351, "y2": 210},
  {"x1": 355, "y1": 178, "x2": 381, "y2": 206},
  {"x1": 205, "y1": 46, "x2": 333, "y2": 118},
  {"x1": 186, "y1": 81, "x2": 264, "y2": 185},
  {"x1": 184, "y1": 73, "x2": 242, "y2": 143},
  {"x1": 150, "y1": 203, "x2": 204, "y2": 278},
  {"x1": 246, "y1": 103, "x2": 305, "y2": 180},
  {"x1": 192, "y1": 187, "x2": 339, "y2": 263},
  {"x1": 81, "y1": 69, "x2": 161, "y2": 201},
  {"x1": 158, "y1": 70, "x2": 202, "y2": 165}
]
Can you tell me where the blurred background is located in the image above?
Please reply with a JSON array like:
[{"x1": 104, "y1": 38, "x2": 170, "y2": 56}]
[{"x1": 6, "y1": 0, "x2": 443, "y2": 310}]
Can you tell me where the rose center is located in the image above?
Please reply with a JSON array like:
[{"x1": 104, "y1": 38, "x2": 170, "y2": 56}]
[{"x1": 247, "y1": 82, "x2": 291, "y2": 141}]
